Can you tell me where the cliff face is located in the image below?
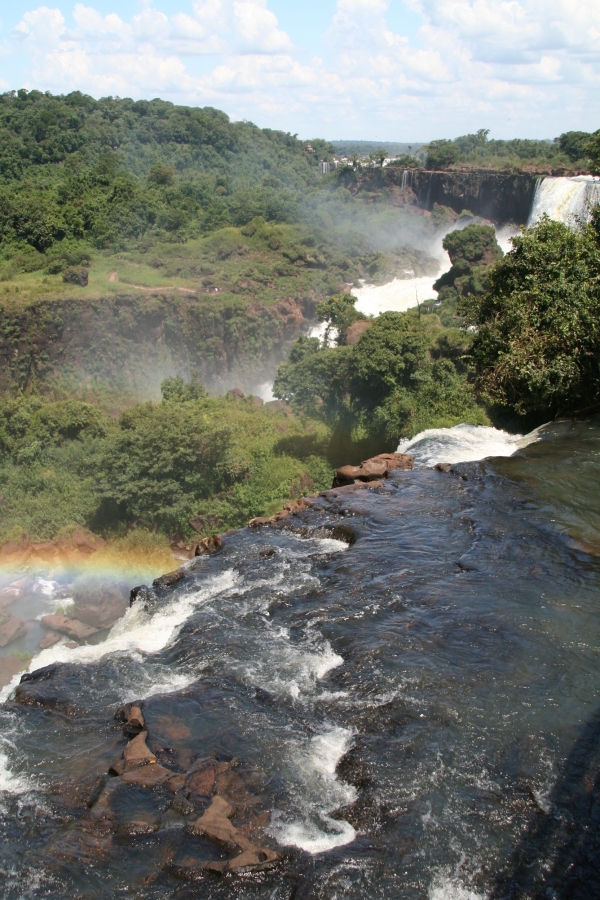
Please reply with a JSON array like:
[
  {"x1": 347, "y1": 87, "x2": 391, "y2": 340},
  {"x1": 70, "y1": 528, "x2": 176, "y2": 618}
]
[
  {"x1": 409, "y1": 169, "x2": 537, "y2": 223},
  {"x1": 0, "y1": 292, "x2": 314, "y2": 398},
  {"x1": 344, "y1": 167, "x2": 538, "y2": 224}
]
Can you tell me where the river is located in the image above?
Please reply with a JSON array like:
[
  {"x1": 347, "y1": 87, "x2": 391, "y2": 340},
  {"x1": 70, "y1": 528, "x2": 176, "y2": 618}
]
[{"x1": 1, "y1": 418, "x2": 600, "y2": 898}]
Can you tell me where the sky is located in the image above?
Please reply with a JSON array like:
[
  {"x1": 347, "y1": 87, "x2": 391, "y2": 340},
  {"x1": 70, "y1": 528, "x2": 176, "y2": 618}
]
[{"x1": 1, "y1": 0, "x2": 599, "y2": 141}]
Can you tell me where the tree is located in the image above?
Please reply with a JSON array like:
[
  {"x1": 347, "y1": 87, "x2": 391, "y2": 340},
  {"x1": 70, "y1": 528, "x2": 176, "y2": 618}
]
[
  {"x1": 425, "y1": 140, "x2": 459, "y2": 169},
  {"x1": 315, "y1": 292, "x2": 367, "y2": 345},
  {"x1": 462, "y1": 216, "x2": 600, "y2": 421},
  {"x1": 584, "y1": 131, "x2": 600, "y2": 174},
  {"x1": 557, "y1": 131, "x2": 592, "y2": 163}
]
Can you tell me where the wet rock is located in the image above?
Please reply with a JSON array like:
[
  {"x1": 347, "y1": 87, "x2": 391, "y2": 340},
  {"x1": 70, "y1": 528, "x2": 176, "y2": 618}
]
[
  {"x1": 39, "y1": 630, "x2": 62, "y2": 650},
  {"x1": 0, "y1": 613, "x2": 26, "y2": 647},
  {"x1": 121, "y1": 764, "x2": 172, "y2": 787},
  {"x1": 248, "y1": 497, "x2": 313, "y2": 528},
  {"x1": 127, "y1": 704, "x2": 144, "y2": 730},
  {"x1": 0, "y1": 655, "x2": 27, "y2": 689},
  {"x1": 152, "y1": 569, "x2": 185, "y2": 589},
  {"x1": 129, "y1": 584, "x2": 151, "y2": 607},
  {"x1": 434, "y1": 462, "x2": 453, "y2": 472},
  {"x1": 153, "y1": 714, "x2": 191, "y2": 741},
  {"x1": 40, "y1": 614, "x2": 98, "y2": 642},
  {"x1": 189, "y1": 796, "x2": 279, "y2": 873},
  {"x1": 123, "y1": 730, "x2": 156, "y2": 767},
  {"x1": 15, "y1": 664, "x2": 81, "y2": 716},
  {"x1": 193, "y1": 533, "x2": 222, "y2": 555},
  {"x1": 333, "y1": 452, "x2": 413, "y2": 487},
  {"x1": 330, "y1": 524, "x2": 358, "y2": 545}
]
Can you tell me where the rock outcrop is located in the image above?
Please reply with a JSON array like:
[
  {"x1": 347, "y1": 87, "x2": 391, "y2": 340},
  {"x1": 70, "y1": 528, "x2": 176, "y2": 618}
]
[{"x1": 332, "y1": 452, "x2": 414, "y2": 487}]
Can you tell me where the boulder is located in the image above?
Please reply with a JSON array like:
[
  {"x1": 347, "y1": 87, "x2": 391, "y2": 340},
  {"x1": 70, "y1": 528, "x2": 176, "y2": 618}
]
[
  {"x1": 129, "y1": 585, "x2": 151, "y2": 607},
  {"x1": 0, "y1": 613, "x2": 26, "y2": 647},
  {"x1": 434, "y1": 462, "x2": 453, "y2": 473},
  {"x1": 251, "y1": 395, "x2": 264, "y2": 407},
  {"x1": 333, "y1": 452, "x2": 413, "y2": 487},
  {"x1": 226, "y1": 388, "x2": 245, "y2": 402},
  {"x1": 264, "y1": 399, "x2": 294, "y2": 417}
]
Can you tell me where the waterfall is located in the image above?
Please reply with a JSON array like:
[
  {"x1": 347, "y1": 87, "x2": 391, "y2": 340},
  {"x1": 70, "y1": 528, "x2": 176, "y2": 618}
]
[
  {"x1": 401, "y1": 169, "x2": 410, "y2": 191},
  {"x1": 528, "y1": 175, "x2": 600, "y2": 227}
]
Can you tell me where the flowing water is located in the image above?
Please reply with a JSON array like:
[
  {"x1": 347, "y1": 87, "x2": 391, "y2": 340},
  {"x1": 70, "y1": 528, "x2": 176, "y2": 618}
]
[
  {"x1": 528, "y1": 175, "x2": 600, "y2": 227},
  {"x1": 1, "y1": 419, "x2": 600, "y2": 898}
]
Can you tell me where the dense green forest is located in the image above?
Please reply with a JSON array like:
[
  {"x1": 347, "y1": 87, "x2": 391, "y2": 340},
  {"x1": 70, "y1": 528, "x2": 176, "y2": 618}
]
[{"x1": 1, "y1": 88, "x2": 599, "y2": 550}]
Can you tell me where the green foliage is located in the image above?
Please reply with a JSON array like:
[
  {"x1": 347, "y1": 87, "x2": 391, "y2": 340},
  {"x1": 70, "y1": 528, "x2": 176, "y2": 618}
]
[
  {"x1": 274, "y1": 307, "x2": 488, "y2": 442},
  {"x1": 433, "y1": 225, "x2": 503, "y2": 315},
  {"x1": 585, "y1": 132, "x2": 600, "y2": 175},
  {"x1": 0, "y1": 388, "x2": 337, "y2": 543},
  {"x1": 462, "y1": 216, "x2": 600, "y2": 421},
  {"x1": 425, "y1": 128, "x2": 591, "y2": 171},
  {"x1": 316, "y1": 292, "x2": 366, "y2": 345},
  {"x1": 558, "y1": 131, "x2": 594, "y2": 163},
  {"x1": 425, "y1": 140, "x2": 460, "y2": 169},
  {"x1": 0, "y1": 89, "x2": 325, "y2": 263}
]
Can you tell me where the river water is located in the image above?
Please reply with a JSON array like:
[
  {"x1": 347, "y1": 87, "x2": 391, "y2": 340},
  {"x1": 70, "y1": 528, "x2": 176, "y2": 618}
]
[{"x1": 1, "y1": 419, "x2": 600, "y2": 898}]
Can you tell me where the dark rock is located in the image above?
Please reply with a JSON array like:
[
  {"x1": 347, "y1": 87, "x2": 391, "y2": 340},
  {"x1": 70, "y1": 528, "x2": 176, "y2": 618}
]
[
  {"x1": 435, "y1": 462, "x2": 453, "y2": 472},
  {"x1": 129, "y1": 585, "x2": 151, "y2": 607},
  {"x1": 330, "y1": 524, "x2": 358, "y2": 545},
  {"x1": 152, "y1": 569, "x2": 185, "y2": 589},
  {"x1": 63, "y1": 266, "x2": 89, "y2": 286},
  {"x1": 15, "y1": 664, "x2": 81, "y2": 716}
]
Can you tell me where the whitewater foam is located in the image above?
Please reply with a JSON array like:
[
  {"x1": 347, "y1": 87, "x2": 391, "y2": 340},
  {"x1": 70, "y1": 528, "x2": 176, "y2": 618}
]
[
  {"x1": 269, "y1": 725, "x2": 357, "y2": 853},
  {"x1": 20, "y1": 569, "x2": 238, "y2": 674},
  {"x1": 0, "y1": 749, "x2": 31, "y2": 795},
  {"x1": 397, "y1": 423, "x2": 540, "y2": 467},
  {"x1": 353, "y1": 274, "x2": 441, "y2": 317}
]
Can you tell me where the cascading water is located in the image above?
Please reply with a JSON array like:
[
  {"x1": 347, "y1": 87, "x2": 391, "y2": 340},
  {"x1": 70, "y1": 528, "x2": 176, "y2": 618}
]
[
  {"x1": 528, "y1": 175, "x2": 600, "y2": 226},
  {"x1": 2, "y1": 417, "x2": 600, "y2": 898}
]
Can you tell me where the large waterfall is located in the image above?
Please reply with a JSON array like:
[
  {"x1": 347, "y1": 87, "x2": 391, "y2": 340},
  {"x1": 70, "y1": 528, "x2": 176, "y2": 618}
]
[{"x1": 528, "y1": 175, "x2": 600, "y2": 226}]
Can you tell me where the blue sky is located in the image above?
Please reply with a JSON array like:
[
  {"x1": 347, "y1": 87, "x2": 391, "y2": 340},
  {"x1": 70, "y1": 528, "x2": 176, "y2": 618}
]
[{"x1": 1, "y1": 0, "x2": 598, "y2": 140}]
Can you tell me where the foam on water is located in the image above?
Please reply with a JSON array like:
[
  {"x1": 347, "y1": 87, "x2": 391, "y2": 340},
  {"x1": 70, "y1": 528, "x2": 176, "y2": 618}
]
[
  {"x1": 21, "y1": 569, "x2": 238, "y2": 673},
  {"x1": 353, "y1": 274, "x2": 442, "y2": 317},
  {"x1": 428, "y1": 872, "x2": 486, "y2": 900},
  {"x1": 0, "y1": 749, "x2": 31, "y2": 795},
  {"x1": 269, "y1": 725, "x2": 357, "y2": 853},
  {"x1": 397, "y1": 423, "x2": 541, "y2": 466}
]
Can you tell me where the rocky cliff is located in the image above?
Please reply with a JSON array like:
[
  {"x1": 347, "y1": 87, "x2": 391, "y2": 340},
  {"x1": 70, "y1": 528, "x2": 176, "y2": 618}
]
[{"x1": 0, "y1": 292, "x2": 314, "y2": 399}]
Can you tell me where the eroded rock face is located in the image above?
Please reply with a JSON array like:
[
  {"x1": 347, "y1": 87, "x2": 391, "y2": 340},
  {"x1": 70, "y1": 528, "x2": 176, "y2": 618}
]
[{"x1": 345, "y1": 319, "x2": 372, "y2": 345}]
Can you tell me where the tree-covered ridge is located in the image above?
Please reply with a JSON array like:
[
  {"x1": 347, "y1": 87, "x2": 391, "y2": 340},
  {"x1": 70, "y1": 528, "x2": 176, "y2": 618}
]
[
  {"x1": 0, "y1": 89, "x2": 334, "y2": 258},
  {"x1": 425, "y1": 128, "x2": 599, "y2": 171}
]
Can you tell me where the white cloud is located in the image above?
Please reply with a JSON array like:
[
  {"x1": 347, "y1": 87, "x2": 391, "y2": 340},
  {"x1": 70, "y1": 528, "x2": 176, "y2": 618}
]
[{"x1": 8, "y1": 0, "x2": 600, "y2": 138}]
